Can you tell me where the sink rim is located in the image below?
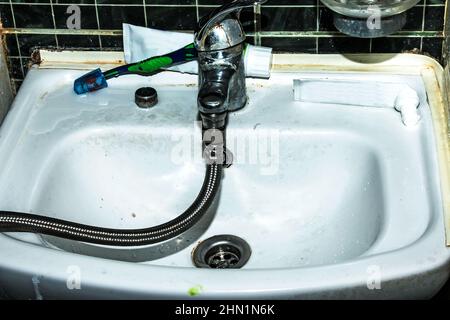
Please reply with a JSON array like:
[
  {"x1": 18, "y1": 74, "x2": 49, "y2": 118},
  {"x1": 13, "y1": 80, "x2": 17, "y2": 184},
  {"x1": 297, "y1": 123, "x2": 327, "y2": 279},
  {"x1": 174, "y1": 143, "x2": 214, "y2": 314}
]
[
  {"x1": 0, "y1": 215, "x2": 446, "y2": 298},
  {"x1": 0, "y1": 53, "x2": 448, "y2": 298}
]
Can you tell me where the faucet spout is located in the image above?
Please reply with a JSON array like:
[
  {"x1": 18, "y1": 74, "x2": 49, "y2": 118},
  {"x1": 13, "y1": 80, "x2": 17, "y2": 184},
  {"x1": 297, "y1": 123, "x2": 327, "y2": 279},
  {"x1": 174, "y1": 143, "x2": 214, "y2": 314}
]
[
  {"x1": 197, "y1": 44, "x2": 247, "y2": 117},
  {"x1": 198, "y1": 68, "x2": 235, "y2": 115},
  {"x1": 194, "y1": 0, "x2": 265, "y2": 129}
]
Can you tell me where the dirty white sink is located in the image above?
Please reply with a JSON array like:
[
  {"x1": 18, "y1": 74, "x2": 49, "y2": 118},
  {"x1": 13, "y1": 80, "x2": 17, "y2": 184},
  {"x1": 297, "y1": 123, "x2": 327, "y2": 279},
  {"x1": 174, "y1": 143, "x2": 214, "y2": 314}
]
[{"x1": 0, "y1": 54, "x2": 449, "y2": 299}]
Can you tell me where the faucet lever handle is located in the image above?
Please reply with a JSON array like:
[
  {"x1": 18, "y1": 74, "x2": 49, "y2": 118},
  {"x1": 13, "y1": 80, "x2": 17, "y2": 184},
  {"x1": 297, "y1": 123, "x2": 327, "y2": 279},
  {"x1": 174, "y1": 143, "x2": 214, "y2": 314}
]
[{"x1": 195, "y1": 0, "x2": 267, "y2": 51}]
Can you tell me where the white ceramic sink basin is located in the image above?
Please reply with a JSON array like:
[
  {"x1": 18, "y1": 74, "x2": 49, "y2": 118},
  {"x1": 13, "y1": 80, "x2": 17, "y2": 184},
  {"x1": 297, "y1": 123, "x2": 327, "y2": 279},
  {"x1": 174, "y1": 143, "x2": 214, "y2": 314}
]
[{"x1": 0, "y1": 53, "x2": 449, "y2": 299}]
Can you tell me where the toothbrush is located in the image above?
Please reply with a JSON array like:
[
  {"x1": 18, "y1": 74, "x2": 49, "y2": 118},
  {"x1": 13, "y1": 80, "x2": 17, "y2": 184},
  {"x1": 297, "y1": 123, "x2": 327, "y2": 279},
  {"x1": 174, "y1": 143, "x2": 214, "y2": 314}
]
[{"x1": 73, "y1": 43, "x2": 197, "y2": 95}]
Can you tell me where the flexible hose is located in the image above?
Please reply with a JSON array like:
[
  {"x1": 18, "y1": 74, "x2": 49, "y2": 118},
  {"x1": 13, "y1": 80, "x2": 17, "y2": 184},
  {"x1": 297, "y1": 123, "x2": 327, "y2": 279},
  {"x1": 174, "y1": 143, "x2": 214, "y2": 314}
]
[{"x1": 0, "y1": 163, "x2": 222, "y2": 246}]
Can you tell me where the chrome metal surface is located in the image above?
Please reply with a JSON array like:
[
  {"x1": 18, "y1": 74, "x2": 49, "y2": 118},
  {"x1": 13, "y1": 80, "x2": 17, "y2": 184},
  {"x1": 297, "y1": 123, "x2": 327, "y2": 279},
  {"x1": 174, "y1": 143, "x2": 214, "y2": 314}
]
[
  {"x1": 320, "y1": 0, "x2": 421, "y2": 18},
  {"x1": 197, "y1": 44, "x2": 247, "y2": 115},
  {"x1": 135, "y1": 87, "x2": 158, "y2": 109},
  {"x1": 333, "y1": 11, "x2": 406, "y2": 38},
  {"x1": 194, "y1": 1, "x2": 267, "y2": 125},
  {"x1": 194, "y1": 0, "x2": 267, "y2": 52}
]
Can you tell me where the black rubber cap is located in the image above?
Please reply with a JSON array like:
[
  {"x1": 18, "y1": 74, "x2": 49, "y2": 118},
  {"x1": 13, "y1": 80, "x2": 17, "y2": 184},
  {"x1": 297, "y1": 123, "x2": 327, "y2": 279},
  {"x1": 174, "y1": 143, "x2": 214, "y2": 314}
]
[{"x1": 135, "y1": 87, "x2": 158, "y2": 108}]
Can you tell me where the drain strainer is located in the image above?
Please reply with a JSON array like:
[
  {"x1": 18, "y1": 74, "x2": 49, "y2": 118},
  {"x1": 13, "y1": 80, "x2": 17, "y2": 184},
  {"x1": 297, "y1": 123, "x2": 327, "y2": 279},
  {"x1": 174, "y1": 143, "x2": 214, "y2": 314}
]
[{"x1": 192, "y1": 235, "x2": 251, "y2": 269}]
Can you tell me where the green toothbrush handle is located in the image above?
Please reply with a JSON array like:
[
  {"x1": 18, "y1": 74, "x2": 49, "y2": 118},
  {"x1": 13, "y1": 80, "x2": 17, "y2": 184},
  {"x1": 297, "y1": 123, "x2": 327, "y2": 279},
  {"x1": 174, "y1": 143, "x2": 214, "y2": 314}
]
[
  {"x1": 128, "y1": 56, "x2": 174, "y2": 74},
  {"x1": 103, "y1": 43, "x2": 197, "y2": 79}
]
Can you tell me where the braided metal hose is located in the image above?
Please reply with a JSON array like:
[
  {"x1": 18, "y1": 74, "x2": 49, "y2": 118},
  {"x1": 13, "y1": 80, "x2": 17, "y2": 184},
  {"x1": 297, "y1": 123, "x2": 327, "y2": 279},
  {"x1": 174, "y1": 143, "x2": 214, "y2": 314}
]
[{"x1": 0, "y1": 163, "x2": 221, "y2": 246}]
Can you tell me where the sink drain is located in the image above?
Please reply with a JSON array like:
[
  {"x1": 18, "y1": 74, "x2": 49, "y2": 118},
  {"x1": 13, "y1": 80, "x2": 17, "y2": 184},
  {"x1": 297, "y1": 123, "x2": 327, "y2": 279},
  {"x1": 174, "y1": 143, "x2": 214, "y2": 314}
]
[{"x1": 192, "y1": 235, "x2": 251, "y2": 269}]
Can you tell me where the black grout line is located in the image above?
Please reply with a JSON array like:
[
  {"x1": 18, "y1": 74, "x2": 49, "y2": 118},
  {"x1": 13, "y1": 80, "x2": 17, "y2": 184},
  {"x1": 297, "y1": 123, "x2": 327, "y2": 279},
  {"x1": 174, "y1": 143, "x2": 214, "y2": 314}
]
[
  {"x1": 255, "y1": 3, "x2": 261, "y2": 46},
  {"x1": 253, "y1": 3, "x2": 257, "y2": 44},
  {"x1": 195, "y1": 0, "x2": 199, "y2": 23},
  {"x1": 443, "y1": 0, "x2": 449, "y2": 62},
  {"x1": 143, "y1": 0, "x2": 148, "y2": 28},
  {"x1": 421, "y1": 0, "x2": 427, "y2": 51},
  {"x1": 315, "y1": 0, "x2": 319, "y2": 54},
  {"x1": 94, "y1": 0, "x2": 102, "y2": 48},
  {"x1": 8, "y1": 0, "x2": 24, "y2": 78},
  {"x1": 2, "y1": 29, "x2": 444, "y2": 38},
  {"x1": 49, "y1": 0, "x2": 59, "y2": 48},
  {"x1": 0, "y1": 2, "x2": 446, "y2": 7}
]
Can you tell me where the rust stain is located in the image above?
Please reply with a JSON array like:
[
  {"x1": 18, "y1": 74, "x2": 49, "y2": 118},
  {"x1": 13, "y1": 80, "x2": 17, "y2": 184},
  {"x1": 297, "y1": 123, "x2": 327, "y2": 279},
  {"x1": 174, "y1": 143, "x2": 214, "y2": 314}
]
[
  {"x1": 31, "y1": 49, "x2": 42, "y2": 65},
  {"x1": 40, "y1": 59, "x2": 125, "y2": 66},
  {"x1": 39, "y1": 91, "x2": 48, "y2": 100},
  {"x1": 70, "y1": 60, "x2": 125, "y2": 65},
  {"x1": 0, "y1": 27, "x2": 16, "y2": 95},
  {"x1": 38, "y1": 48, "x2": 125, "y2": 65}
]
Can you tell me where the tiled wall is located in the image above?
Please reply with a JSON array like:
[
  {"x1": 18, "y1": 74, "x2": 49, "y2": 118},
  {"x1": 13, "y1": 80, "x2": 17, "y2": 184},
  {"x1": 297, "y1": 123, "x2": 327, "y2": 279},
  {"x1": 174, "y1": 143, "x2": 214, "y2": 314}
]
[
  {"x1": 0, "y1": 0, "x2": 447, "y2": 92},
  {"x1": 444, "y1": 0, "x2": 450, "y2": 63}
]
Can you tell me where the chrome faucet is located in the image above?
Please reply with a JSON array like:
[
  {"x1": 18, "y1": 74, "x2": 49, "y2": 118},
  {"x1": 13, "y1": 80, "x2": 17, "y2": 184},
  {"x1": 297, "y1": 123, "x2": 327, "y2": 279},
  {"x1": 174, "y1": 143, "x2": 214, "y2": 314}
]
[{"x1": 194, "y1": 0, "x2": 267, "y2": 129}]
